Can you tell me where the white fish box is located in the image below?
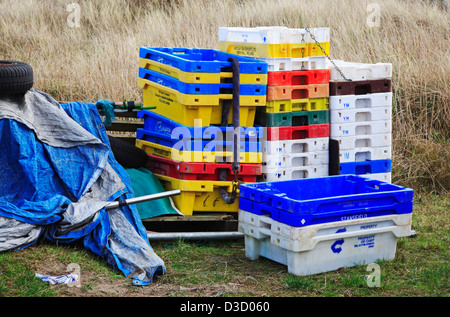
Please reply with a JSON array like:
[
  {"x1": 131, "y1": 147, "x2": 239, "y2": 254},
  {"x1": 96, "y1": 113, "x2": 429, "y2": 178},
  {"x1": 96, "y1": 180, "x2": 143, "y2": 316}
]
[
  {"x1": 331, "y1": 133, "x2": 392, "y2": 150},
  {"x1": 329, "y1": 93, "x2": 392, "y2": 110},
  {"x1": 238, "y1": 210, "x2": 413, "y2": 276},
  {"x1": 339, "y1": 146, "x2": 392, "y2": 163},
  {"x1": 263, "y1": 151, "x2": 329, "y2": 168},
  {"x1": 260, "y1": 164, "x2": 329, "y2": 182},
  {"x1": 360, "y1": 172, "x2": 392, "y2": 183},
  {"x1": 330, "y1": 120, "x2": 392, "y2": 138},
  {"x1": 330, "y1": 106, "x2": 391, "y2": 124},
  {"x1": 219, "y1": 26, "x2": 329, "y2": 44},
  {"x1": 255, "y1": 56, "x2": 328, "y2": 71},
  {"x1": 262, "y1": 137, "x2": 329, "y2": 155},
  {"x1": 328, "y1": 60, "x2": 392, "y2": 81}
]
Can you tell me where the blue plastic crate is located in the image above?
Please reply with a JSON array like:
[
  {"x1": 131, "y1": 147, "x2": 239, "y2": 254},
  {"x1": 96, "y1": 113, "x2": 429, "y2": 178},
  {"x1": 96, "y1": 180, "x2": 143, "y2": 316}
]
[
  {"x1": 139, "y1": 47, "x2": 268, "y2": 74},
  {"x1": 238, "y1": 175, "x2": 413, "y2": 227},
  {"x1": 137, "y1": 110, "x2": 264, "y2": 141},
  {"x1": 136, "y1": 128, "x2": 261, "y2": 153},
  {"x1": 340, "y1": 159, "x2": 392, "y2": 175},
  {"x1": 139, "y1": 68, "x2": 267, "y2": 95}
]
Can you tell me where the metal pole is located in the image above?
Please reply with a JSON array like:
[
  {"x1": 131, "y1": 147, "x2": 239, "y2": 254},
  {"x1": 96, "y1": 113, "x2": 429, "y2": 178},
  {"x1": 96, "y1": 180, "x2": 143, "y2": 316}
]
[
  {"x1": 147, "y1": 231, "x2": 244, "y2": 241},
  {"x1": 105, "y1": 189, "x2": 181, "y2": 210}
]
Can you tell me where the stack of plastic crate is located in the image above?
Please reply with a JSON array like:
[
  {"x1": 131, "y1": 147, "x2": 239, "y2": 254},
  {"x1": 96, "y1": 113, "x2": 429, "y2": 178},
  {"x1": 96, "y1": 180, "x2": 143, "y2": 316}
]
[
  {"x1": 136, "y1": 47, "x2": 268, "y2": 215},
  {"x1": 238, "y1": 175, "x2": 414, "y2": 276},
  {"x1": 219, "y1": 27, "x2": 331, "y2": 181},
  {"x1": 328, "y1": 60, "x2": 393, "y2": 182}
]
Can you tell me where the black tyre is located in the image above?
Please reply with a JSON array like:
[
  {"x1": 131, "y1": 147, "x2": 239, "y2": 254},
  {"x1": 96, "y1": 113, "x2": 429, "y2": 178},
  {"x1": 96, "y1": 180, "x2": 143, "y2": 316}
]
[
  {"x1": 108, "y1": 135, "x2": 148, "y2": 168},
  {"x1": 0, "y1": 61, "x2": 34, "y2": 96}
]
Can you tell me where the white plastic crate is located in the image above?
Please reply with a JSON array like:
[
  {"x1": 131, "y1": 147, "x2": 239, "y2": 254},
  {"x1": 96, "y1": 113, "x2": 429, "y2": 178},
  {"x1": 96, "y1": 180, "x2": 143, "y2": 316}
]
[
  {"x1": 329, "y1": 93, "x2": 392, "y2": 111},
  {"x1": 331, "y1": 133, "x2": 392, "y2": 150},
  {"x1": 359, "y1": 172, "x2": 392, "y2": 183},
  {"x1": 328, "y1": 60, "x2": 392, "y2": 81},
  {"x1": 255, "y1": 56, "x2": 328, "y2": 71},
  {"x1": 339, "y1": 146, "x2": 391, "y2": 163},
  {"x1": 262, "y1": 137, "x2": 329, "y2": 155},
  {"x1": 219, "y1": 26, "x2": 329, "y2": 44},
  {"x1": 330, "y1": 106, "x2": 391, "y2": 124},
  {"x1": 263, "y1": 151, "x2": 329, "y2": 168},
  {"x1": 238, "y1": 209, "x2": 413, "y2": 276},
  {"x1": 330, "y1": 120, "x2": 392, "y2": 138},
  {"x1": 260, "y1": 164, "x2": 329, "y2": 181}
]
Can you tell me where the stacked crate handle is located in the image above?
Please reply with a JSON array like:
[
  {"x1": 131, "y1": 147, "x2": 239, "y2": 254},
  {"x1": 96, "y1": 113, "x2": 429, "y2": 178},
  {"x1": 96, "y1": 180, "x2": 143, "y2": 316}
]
[{"x1": 219, "y1": 57, "x2": 241, "y2": 204}]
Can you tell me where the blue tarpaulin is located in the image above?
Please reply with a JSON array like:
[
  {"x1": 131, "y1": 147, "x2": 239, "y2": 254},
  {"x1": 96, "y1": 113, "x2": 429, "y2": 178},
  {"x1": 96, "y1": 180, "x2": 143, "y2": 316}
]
[{"x1": 0, "y1": 89, "x2": 165, "y2": 285}]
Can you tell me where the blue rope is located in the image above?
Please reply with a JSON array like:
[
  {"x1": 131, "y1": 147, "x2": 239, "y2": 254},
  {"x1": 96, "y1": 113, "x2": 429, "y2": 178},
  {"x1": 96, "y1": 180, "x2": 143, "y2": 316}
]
[{"x1": 95, "y1": 99, "x2": 115, "y2": 127}]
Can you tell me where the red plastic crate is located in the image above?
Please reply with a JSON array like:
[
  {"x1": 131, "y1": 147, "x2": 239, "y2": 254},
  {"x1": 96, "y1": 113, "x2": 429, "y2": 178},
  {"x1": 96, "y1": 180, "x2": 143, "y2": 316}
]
[
  {"x1": 146, "y1": 154, "x2": 262, "y2": 182},
  {"x1": 266, "y1": 124, "x2": 330, "y2": 141},
  {"x1": 267, "y1": 69, "x2": 329, "y2": 86}
]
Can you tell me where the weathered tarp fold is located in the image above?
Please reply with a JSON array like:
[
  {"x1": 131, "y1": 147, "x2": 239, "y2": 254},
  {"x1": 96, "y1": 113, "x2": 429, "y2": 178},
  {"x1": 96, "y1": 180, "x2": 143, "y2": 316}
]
[{"x1": 0, "y1": 89, "x2": 165, "y2": 285}]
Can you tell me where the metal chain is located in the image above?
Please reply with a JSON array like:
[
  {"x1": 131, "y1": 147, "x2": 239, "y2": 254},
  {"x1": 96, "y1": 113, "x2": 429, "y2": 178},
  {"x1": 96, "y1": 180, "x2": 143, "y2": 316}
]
[
  {"x1": 304, "y1": 27, "x2": 351, "y2": 81},
  {"x1": 231, "y1": 164, "x2": 239, "y2": 199}
]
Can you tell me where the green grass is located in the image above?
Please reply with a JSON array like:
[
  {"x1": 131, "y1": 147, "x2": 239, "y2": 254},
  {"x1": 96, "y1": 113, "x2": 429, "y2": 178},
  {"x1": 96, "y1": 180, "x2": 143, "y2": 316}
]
[{"x1": 0, "y1": 194, "x2": 447, "y2": 297}]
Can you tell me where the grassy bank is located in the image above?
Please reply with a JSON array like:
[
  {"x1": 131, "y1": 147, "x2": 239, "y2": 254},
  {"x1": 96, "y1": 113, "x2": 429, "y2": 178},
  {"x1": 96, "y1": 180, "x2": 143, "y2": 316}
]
[{"x1": 0, "y1": 0, "x2": 448, "y2": 194}]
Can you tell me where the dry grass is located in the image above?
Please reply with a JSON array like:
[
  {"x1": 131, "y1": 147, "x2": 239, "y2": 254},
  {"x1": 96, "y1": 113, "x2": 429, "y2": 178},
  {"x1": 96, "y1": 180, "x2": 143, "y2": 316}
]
[{"x1": 0, "y1": 0, "x2": 448, "y2": 193}]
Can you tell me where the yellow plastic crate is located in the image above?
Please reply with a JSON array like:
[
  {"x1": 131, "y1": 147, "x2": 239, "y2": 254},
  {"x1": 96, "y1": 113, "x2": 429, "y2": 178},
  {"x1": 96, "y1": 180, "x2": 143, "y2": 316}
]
[
  {"x1": 136, "y1": 139, "x2": 262, "y2": 164},
  {"x1": 154, "y1": 174, "x2": 240, "y2": 215},
  {"x1": 307, "y1": 42, "x2": 330, "y2": 57},
  {"x1": 139, "y1": 78, "x2": 264, "y2": 126},
  {"x1": 139, "y1": 58, "x2": 267, "y2": 85},
  {"x1": 219, "y1": 42, "x2": 330, "y2": 58},
  {"x1": 265, "y1": 97, "x2": 329, "y2": 113}
]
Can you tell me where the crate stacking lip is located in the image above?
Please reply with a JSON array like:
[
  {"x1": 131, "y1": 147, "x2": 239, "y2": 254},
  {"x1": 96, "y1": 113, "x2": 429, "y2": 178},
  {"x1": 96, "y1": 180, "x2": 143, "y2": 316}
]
[
  {"x1": 145, "y1": 154, "x2": 262, "y2": 182},
  {"x1": 255, "y1": 109, "x2": 329, "y2": 127},
  {"x1": 139, "y1": 68, "x2": 267, "y2": 96},
  {"x1": 136, "y1": 139, "x2": 262, "y2": 164},
  {"x1": 154, "y1": 174, "x2": 240, "y2": 215},
  {"x1": 265, "y1": 124, "x2": 330, "y2": 141},
  {"x1": 238, "y1": 209, "x2": 413, "y2": 276},
  {"x1": 327, "y1": 60, "x2": 392, "y2": 81},
  {"x1": 218, "y1": 26, "x2": 330, "y2": 58},
  {"x1": 138, "y1": 58, "x2": 268, "y2": 85},
  {"x1": 267, "y1": 69, "x2": 329, "y2": 86},
  {"x1": 329, "y1": 79, "x2": 392, "y2": 96},
  {"x1": 138, "y1": 77, "x2": 265, "y2": 127},
  {"x1": 139, "y1": 47, "x2": 268, "y2": 74},
  {"x1": 238, "y1": 175, "x2": 413, "y2": 227}
]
